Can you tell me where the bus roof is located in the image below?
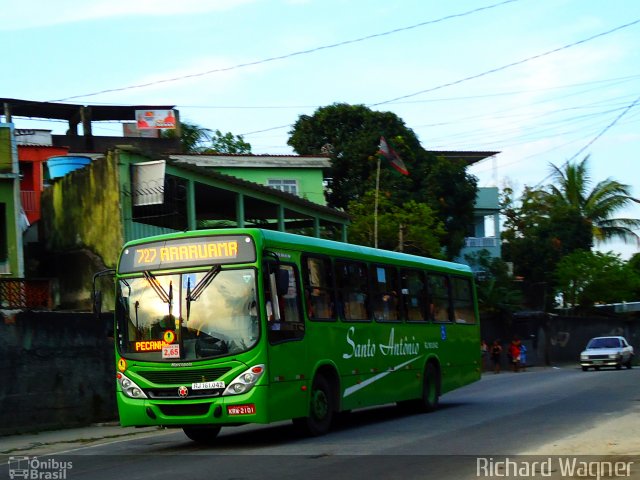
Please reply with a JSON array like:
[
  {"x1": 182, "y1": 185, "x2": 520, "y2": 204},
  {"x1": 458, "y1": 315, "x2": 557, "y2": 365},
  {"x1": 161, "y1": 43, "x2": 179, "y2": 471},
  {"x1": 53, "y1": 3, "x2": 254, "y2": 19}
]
[{"x1": 121, "y1": 228, "x2": 472, "y2": 275}]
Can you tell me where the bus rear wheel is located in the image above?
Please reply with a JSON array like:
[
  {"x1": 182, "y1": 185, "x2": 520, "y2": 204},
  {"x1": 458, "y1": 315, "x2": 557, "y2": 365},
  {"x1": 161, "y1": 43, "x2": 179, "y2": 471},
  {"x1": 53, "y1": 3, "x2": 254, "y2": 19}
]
[
  {"x1": 417, "y1": 363, "x2": 440, "y2": 412},
  {"x1": 183, "y1": 426, "x2": 221, "y2": 444},
  {"x1": 293, "y1": 374, "x2": 334, "y2": 436},
  {"x1": 397, "y1": 363, "x2": 440, "y2": 414}
]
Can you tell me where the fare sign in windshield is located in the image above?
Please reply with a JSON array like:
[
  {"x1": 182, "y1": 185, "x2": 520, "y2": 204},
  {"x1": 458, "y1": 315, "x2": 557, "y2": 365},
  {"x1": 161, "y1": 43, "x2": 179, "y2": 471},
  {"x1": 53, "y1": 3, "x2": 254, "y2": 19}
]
[{"x1": 119, "y1": 235, "x2": 256, "y2": 273}]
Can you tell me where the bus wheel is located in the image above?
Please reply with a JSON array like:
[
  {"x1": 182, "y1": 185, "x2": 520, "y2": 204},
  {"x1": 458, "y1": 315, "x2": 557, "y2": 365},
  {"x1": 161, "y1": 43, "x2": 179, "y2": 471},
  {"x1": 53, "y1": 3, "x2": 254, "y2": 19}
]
[
  {"x1": 293, "y1": 375, "x2": 334, "y2": 436},
  {"x1": 183, "y1": 426, "x2": 221, "y2": 444},
  {"x1": 418, "y1": 363, "x2": 440, "y2": 412}
]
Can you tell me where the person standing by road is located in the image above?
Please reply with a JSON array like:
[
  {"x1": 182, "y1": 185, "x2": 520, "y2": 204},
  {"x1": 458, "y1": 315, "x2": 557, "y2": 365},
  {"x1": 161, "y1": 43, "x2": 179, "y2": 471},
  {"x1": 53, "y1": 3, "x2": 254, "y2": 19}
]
[
  {"x1": 491, "y1": 340, "x2": 503, "y2": 374},
  {"x1": 519, "y1": 342, "x2": 527, "y2": 371},
  {"x1": 481, "y1": 339, "x2": 489, "y2": 372},
  {"x1": 510, "y1": 336, "x2": 522, "y2": 372}
]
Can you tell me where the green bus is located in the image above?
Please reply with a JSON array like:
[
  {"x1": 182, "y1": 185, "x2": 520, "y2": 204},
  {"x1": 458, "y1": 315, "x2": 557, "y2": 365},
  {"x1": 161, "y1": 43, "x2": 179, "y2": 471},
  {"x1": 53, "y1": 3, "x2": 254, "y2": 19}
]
[{"x1": 101, "y1": 228, "x2": 481, "y2": 443}]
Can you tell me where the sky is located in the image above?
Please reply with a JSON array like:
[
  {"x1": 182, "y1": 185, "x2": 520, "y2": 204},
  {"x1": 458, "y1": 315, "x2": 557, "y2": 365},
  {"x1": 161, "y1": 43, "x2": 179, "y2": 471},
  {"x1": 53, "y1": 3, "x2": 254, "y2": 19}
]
[{"x1": 3, "y1": 0, "x2": 640, "y2": 259}]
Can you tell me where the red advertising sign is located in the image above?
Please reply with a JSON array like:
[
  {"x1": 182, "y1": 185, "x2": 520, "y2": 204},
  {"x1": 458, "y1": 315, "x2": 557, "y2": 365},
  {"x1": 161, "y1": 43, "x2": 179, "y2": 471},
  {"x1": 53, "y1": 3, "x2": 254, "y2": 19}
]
[{"x1": 135, "y1": 109, "x2": 176, "y2": 130}]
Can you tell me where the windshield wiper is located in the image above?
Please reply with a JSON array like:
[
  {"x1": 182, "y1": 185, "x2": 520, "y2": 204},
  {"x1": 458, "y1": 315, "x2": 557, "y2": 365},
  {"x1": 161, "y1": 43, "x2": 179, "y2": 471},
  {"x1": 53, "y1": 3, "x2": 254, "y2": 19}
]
[
  {"x1": 143, "y1": 270, "x2": 173, "y2": 316},
  {"x1": 186, "y1": 265, "x2": 221, "y2": 321}
]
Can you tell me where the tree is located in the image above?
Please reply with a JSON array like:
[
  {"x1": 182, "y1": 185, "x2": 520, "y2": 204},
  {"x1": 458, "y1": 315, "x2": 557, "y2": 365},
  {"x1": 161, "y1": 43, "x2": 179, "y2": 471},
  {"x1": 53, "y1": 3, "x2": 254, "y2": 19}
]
[
  {"x1": 288, "y1": 103, "x2": 421, "y2": 210},
  {"x1": 347, "y1": 191, "x2": 445, "y2": 258},
  {"x1": 464, "y1": 250, "x2": 523, "y2": 317},
  {"x1": 163, "y1": 123, "x2": 252, "y2": 154},
  {"x1": 205, "y1": 130, "x2": 252, "y2": 154},
  {"x1": 501, "y1": 186, "x2": 574, "y2": 309},
  {"x1": 536, "y1": 156, "x2": 640, "y2": 246},
  {"x1": 416, "y1": 155, "x2": 478, "y2": 259},
  {"x1": 288, "y1": 103, "x2": 478, "y2": 259},
  {"x1": 554, "y1": 250, "x2": 640, "y2": 310},
  {"x1": 162, "y1": 121, "x2": 212, "y2": 153},
  {"x1": 502, "y1": 157, "x2": 640, "y2": 310}
]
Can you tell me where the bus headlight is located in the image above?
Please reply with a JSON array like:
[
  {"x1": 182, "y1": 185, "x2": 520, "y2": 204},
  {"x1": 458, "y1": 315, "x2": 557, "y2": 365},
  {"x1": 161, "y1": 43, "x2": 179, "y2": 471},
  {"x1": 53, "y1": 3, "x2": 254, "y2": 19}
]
[
  {"x1": 223, "y1": 365, "x2": 265, "y2": 396},
  {"x1": 117, "y1": 372, "x2": 148, "y2": 399}
]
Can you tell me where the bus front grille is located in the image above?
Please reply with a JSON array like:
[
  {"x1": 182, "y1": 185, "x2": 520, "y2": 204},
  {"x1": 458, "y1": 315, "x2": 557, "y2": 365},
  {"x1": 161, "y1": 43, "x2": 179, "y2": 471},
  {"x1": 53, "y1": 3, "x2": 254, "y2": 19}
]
[
  {"x1": 137, "y1": 367, "x2": 231, "y2": 385},
  {"x1": 147, "y1": 388, "x2": 223, "y2": 399},
  {"x1": 157, "y1": 403, "x2": 211, "y2": 417}
]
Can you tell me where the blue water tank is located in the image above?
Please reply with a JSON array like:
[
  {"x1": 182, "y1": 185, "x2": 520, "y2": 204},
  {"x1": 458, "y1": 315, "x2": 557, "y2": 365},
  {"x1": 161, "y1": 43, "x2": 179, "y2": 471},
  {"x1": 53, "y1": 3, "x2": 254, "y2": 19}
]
[{"x1": 46, "y1": 156, "x2": 92, "y2": 179}]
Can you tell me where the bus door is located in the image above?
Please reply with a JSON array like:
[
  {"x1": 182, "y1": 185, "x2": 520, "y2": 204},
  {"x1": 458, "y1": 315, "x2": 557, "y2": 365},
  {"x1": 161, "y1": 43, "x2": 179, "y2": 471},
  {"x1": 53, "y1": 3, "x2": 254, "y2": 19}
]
[{"x1": 263, "y1": 260, "x2": 308, "y2": 421}]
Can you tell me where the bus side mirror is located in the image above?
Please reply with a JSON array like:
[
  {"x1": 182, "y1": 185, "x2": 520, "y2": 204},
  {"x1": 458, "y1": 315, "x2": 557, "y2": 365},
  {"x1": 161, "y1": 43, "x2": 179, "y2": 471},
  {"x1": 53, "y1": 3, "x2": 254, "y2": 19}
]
[
  {"x1": 94, "y1": 290, "x2": 103, "y2": 315},
  {"x1": 92, "y1": 269, "x2": 115, "y2": 319}
]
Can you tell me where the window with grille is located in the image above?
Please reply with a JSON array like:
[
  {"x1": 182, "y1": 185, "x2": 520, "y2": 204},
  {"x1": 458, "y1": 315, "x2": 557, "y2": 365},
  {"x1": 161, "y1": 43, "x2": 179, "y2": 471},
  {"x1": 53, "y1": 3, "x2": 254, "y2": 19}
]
[{"x1": 267, "y1": 179, "x2": 298, "y2": 195}]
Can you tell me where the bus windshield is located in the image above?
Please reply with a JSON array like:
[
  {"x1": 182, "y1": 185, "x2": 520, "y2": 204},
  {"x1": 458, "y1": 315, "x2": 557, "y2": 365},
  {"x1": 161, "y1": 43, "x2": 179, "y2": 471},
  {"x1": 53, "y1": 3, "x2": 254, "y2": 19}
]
[{"x1": 116, "y1": 268, "x2": 259, "y2": 361}]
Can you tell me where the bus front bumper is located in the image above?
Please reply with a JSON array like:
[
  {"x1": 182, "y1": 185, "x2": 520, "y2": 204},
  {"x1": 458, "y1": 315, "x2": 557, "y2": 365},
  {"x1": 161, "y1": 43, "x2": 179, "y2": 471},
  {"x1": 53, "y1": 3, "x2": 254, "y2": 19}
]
[{"x1": 117, "y1": 386, "x2": 270, "y2": 427}]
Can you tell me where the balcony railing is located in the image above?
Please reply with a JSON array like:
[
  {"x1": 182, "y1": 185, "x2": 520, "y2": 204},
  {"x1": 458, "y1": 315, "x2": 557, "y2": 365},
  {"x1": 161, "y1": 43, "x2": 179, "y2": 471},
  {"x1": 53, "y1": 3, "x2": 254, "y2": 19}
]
[
  {"x1": 464, "y1": 237, "x2": 500, "y2": 248},
  {"x1": 21, "y1": 190, "x2": 38, "y2": 213},
  {"x1": 0, "y1": 278, "x2": 54, "y2": 309}
]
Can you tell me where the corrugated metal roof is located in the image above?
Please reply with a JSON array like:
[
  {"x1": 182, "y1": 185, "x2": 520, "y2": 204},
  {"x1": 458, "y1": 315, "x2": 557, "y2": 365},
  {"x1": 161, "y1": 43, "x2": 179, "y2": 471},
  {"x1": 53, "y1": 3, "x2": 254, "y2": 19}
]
[
  {"x1": 170, "y1": 154, "x2": 330, "y2": 168},
  {"x1": 164, "y1": 158, "x2": 350, "y2": 220}
]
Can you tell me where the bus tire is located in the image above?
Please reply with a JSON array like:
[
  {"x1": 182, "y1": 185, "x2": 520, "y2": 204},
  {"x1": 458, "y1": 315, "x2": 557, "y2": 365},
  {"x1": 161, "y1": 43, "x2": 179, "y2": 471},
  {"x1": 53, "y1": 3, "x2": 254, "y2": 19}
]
[
  {"x1": 183, "y1": 426, "x2": 221, "y2": 444},
  {"x1": 293, "y1": 374, "x2": 334, "y2": 436},
  {"x1": 418, "y1": 363, "x2": 440, "y2": 412}
]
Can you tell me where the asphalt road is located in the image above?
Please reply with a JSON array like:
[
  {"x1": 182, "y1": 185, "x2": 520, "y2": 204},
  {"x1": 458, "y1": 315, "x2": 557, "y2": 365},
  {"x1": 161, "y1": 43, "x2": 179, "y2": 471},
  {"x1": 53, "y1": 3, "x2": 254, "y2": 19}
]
[{"x1": 2, "y1": 366, "x2": 639, "y2": 479}]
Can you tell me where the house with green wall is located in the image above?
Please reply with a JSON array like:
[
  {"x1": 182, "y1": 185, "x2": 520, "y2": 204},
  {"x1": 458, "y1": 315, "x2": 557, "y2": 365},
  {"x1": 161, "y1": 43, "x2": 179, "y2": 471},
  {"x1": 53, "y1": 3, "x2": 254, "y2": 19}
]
[
  {"x1": 169, "y1": 154, "x2": 329, "y2": 205},
  {"x1": 0, "y1": 124, "x2": 24, "y2": 278},
  {"x1": 39, "y1": 148, "x2": 349, "y2": 309}
]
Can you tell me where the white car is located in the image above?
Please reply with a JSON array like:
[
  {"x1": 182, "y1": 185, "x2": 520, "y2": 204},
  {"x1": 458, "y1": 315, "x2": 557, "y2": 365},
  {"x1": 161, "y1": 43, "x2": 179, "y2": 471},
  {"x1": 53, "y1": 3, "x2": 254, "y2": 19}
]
[{"x1": 580, "y1": 336, "x2": 634, "y2": 371}]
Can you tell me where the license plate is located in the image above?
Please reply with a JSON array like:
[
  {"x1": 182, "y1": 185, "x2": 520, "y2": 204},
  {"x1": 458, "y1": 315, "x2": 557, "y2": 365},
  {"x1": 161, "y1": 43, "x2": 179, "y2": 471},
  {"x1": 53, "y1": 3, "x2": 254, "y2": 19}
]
[
  {"x1": 227, "y1": 404, "x2": 256, "y2": 416},
  {"x1": 192, "y1": 381, "x2": 225, "y2": 390}
]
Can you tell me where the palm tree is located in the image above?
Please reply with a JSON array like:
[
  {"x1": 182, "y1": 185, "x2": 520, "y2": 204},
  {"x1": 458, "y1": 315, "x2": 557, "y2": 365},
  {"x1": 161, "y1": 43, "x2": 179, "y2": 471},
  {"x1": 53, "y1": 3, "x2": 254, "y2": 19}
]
[
  {"x1": 537, "y1": 156, "x2": 640, "y2": 245},
  {"x1": 162, "y1": 121, "x2": 212, "y2": 153}
]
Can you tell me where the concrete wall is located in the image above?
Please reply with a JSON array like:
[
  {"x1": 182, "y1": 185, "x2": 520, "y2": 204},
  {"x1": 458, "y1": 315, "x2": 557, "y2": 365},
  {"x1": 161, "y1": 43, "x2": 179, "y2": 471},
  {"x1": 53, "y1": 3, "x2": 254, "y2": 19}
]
[
  {"x1": 0, "y1": 311, "x2": 116, "y2": 436},
  {"x1": 545, "y1": 315, "x2": 640, "y2": 364},
  {"x1": 483, "y1": 312, "x2": 640, "y2": 367}
]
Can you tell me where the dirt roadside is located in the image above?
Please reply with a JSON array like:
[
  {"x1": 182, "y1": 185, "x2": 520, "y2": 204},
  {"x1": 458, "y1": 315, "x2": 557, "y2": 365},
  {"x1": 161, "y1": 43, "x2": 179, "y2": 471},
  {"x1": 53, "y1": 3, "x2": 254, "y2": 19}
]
[{"x1": 520, "y1": 402, "x2": 640, "y2": 455}]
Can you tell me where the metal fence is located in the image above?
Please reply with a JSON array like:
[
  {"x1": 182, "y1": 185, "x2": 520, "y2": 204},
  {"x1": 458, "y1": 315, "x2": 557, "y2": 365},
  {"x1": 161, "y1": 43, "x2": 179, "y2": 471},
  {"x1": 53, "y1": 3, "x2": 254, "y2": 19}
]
[{"x1": 0, "y1": 278, "x2": 53, "y2": 309}]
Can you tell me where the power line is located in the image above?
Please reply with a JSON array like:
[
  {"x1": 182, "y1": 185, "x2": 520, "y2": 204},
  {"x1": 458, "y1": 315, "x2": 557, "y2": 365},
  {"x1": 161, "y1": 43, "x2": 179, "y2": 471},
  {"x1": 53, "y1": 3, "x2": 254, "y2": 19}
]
[
  {"x1": 370, "y1": 18, "x2": 640, "y2": 107},
  {"x1": 567, "y1": 95, "x2": 640, "y2": 163},
  {"x1": 238, "y1": 20, "x2": 640, "y2": 138},
  {"x1": 50, "y1": 0, "x2": 521, "y2": 102},
  {"x1": 531, "y1": 94, "x2": 640, "y2": 188},
  {"x1": 424, "y1": 96, "x2": 639, "y2": 146},
  {"x1": 60, "y1": 72, "x2": 639, "y2": 111}
]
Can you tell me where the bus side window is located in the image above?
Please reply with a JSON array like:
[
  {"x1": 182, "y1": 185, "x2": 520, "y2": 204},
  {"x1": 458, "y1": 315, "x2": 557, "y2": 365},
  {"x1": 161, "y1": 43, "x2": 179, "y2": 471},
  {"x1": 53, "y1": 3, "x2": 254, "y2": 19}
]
[
  {"x1": 428, "y1": 273, "x2": 452, "y2": 322},
  {"x1": 401, "y1": 269, "x2": 427, "y2": 322},
  {"x1": 371, "y1": 265, "x2": 400, "y2": 321},
  {"x1": 451, "y1": 276, "x2": 476, "y2": 324},
  {"x1": 336, "y1": 260, "x2": 370, "y2": 321},
  {"x1": 304, "y1": 256, "x2": 335, "y2": 320}
]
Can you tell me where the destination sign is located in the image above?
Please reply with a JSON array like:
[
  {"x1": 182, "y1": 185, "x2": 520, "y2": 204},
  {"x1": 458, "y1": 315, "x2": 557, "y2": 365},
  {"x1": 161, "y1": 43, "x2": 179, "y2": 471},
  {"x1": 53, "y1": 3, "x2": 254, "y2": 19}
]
[{"x1": 118, "y1": 235, "x2": 256, "y2": 273}]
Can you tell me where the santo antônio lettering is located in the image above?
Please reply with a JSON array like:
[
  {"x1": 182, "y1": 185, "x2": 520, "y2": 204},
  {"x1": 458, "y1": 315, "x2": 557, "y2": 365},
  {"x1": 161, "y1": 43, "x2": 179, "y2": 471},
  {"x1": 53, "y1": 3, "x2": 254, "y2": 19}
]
[{"x1": 342, "y1": 327, "x2": 424, "y2": 360}]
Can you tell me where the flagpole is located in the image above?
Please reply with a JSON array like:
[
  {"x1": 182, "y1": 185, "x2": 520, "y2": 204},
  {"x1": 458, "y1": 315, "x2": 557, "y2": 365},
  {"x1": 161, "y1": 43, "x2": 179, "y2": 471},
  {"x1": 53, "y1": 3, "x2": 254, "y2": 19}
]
[{"x1": 374, "y1": 155, "x2": 381, "y2": 249}]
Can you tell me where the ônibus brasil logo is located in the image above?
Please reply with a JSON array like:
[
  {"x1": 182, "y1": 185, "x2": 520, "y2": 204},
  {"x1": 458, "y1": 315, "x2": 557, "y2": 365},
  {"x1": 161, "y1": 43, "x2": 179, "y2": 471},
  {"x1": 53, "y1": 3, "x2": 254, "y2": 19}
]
[{"x1": 8, "y1": 456, "x2": 72, "y2": 479}]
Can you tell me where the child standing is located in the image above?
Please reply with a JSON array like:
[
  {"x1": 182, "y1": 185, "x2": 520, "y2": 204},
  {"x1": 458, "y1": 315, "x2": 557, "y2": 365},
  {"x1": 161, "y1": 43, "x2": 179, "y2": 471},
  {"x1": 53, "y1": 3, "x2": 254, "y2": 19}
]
[
  {"x1": 519, "y1": 343, "x2": 527, "y2": 371},
  {"x1": 509, "y1": 336, "x2": 522, "y2": 372}
]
